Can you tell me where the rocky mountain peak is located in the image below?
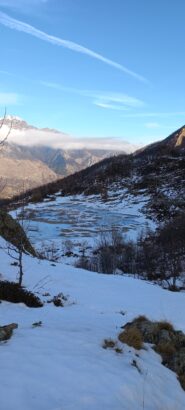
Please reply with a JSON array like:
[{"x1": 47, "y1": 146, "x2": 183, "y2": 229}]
[
  {"x1": 173, "y1": 126, "x2": 185, "y2": 148},
  {"x1": 0, "y1": 115, "x2": 36, "y2": 131}
]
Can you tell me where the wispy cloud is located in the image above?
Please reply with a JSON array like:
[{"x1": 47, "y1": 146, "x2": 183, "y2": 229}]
[
  {"x1": 122, "y1": 112, "x2": 185, "y2": 118},
  {"x1": 41, "y1": 81, "x2": 144, "y2": 110},
  {"x1": 0, "y1": 69, "x2": 15, "y2": 76},
  {"x1": 145, "y1": 122, "x2": 160, "y2": 129},
  {"x1": 0, "y1": 92, "x2": 20, "y2": 105},
  {"x1": 0, "y1": 11, "x2": 147, "y2": 82},
  {"x1": 95, "y1": 102, "x2": 129, "y2": 111},
  {"x1": 93, "y1": 93, "x2": 144, "y2": 110}
]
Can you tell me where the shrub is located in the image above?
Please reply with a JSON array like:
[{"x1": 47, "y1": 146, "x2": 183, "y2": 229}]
[
  {"x1": 47, "y1": 292, "x2": 67, "y2": 307},
  {"x1": 0, "y1": 280, "x2": 43, "y2": 308},
  {"x1": 30, "y1": 190, "x2": 43, "y2": 203},
  {"x1": 38, "y1": 241, "x2": 60, "y2": 262},
  {"x1": 118, "y1": 327, "x2": 143, "y2": 350}
]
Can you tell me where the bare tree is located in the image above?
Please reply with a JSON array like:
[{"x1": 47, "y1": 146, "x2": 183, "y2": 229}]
[
  {"x1": 7, "y1": 196, "x2": 30, "y2": 286},
  {"x1": 2, "y1": 181, "x2": 36, "y2": 286}
]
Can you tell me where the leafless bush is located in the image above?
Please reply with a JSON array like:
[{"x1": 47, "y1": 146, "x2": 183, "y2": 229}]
[
  {"x1": 63, "y1": 239, "x2": 74, "y2": 255},
  {"x1": 38, "y1": 241, "x2": 61, "y2": 262}
]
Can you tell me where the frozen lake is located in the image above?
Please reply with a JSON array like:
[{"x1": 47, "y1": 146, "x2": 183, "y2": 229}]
[{"x1": 15, "y1": 192, "x2": 152, "y2": 246}]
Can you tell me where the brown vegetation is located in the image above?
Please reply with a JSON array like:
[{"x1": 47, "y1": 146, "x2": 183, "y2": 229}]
[
  {"x1": 118, "y1": 327, "x2": 143, "y2": 350},
  {"x1": 0, "y1": 281, "x2": 43, "y2": 308},
  {"x1": 119, "y1": 316, "x2": 185, "y2": 391}
]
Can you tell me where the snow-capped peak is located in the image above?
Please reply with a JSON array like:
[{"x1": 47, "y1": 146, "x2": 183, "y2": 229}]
[
  {"x1": 0, "y1": 114, "x2": 24, "y2": 122},
  {"x1": 6, "y1": 115, "x2": 23, "y2": 121}
]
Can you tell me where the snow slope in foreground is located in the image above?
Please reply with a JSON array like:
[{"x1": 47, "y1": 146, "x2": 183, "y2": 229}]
[{"x1": 0, "y1": 241, "x2": 185, "y2": 410}]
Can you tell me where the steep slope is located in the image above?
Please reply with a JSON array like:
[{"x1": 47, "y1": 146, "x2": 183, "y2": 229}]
[
  {"x1": 135, "y1": 125, "x2": 185, "y2": 157},
  {"x1": 1, "y1": 235, "x2": 185, "y2": 410},
  {"x1": 0, "y1": 210, "x2": 36, "y2": 255},
  {"x1": 0, "y1": 157, "x2": 58, "y2": 199},
  {"x1": 3, "y1": 143, "x2": 115, "y2": 176}
]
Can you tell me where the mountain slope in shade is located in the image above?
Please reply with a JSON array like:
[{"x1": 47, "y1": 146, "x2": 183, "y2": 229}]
[
  {"x1": 2, "y1": 143, "x2": 116, "y2": 176},
  {"x1": 36, "y1": 125, "x2": 185, "y2": 223}
]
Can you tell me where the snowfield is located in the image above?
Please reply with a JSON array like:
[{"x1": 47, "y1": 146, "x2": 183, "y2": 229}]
[{"x1": 0, "y1": 237, "x2": 185, "y2": 410}]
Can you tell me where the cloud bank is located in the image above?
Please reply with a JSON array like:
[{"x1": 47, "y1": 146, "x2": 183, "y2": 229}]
[
  {"x1": 0, "y1": 11, "x2": 147, "y2": 82},
  {"x1": 0, "y1": 124, "x2": 139, "y2": 153}
]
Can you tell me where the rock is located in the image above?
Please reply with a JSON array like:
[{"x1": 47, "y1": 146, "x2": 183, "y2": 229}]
[
  {"x1": 0, "y1": 323, "x2": 18, "y2": 342},
  {"x1": 122, "y1": 316, "x2": 185, "y2": 390},
  {"x1": 0, "y1": 210, "x2": 36, "y2": 256},
  {"x1": 124, "y1": 318, "x2": 159, "y2": 344},
  {"x1": 170, "y1": 349, "x2": 185, "y2": 375},
  {"x1": 124, "y1": 318, "x2": 174, "y2": 345},
  {"x1": 173, "y1": 331, "x2": 185, "y2": 348}
]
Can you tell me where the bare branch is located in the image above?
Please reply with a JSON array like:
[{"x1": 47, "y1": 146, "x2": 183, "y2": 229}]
[{"x1": 0, "y1": 108, "x2": 13, "y2": 149}]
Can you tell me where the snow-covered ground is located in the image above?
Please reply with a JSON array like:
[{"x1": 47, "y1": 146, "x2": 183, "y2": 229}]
[{"x1": 0, "y1": 236, "x2": 185, "y2": 410}]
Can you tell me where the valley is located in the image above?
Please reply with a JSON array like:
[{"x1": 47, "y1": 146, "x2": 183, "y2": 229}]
[
  {"x1": 1, "y1": 2, "x2": 185, "y2": 408},
  {"x1": 0, "y1": 125, "x2": 185, "y2": 410}
]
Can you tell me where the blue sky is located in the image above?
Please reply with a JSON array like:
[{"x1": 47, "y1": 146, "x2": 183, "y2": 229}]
[{"x1": 0, "y1": 0, "x2": 185, "y2": 146}]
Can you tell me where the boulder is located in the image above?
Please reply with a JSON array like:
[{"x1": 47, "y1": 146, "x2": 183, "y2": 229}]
[{"x1": 0, "y1": 323, "x2": 18, "y2": 342}]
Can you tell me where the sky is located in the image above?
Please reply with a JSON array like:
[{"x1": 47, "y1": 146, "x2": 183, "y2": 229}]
[{"x1": 0, "y1": 0, "x2": 185, "y2": 148}]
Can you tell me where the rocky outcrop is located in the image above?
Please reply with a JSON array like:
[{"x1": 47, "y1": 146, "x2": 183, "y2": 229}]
[
  {"x1": 0, "y1": 210, "x2": 36, "y2": 256},
  {"x1": 0, "y1": 323, "x2": 18, "y2": 341},
  {"x1": 120, "y1": 316, "x2": 185, "y2": 390}
]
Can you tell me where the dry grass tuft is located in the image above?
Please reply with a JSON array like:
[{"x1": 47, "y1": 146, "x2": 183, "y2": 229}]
[
  {"x1": 102, "y1": 338, "x2": 116, "y2": 349},
  {"x1": 118, "y1": 327, "x2": 143, "y2": 350},
  {"x1": 115, "y1": 347, "x2": 123, "y2": 354},
  {"x1": 155, "y1": 342, "x2": 176, "y2": 359},
  {"x1": 134, "y1": 315, "x2": 148, "y2": 323},
  {"x1": 156, "y1": 321, "x2": 174, "y2": 332}
]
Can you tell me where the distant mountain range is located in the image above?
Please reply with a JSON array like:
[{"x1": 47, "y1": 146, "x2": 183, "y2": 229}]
[
  {"x1": 0, "y1": 115, "x2": 137, "y2": 199},
  {"x1": 3, "y1": 143, "x2": 119, "y2": 176}
]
